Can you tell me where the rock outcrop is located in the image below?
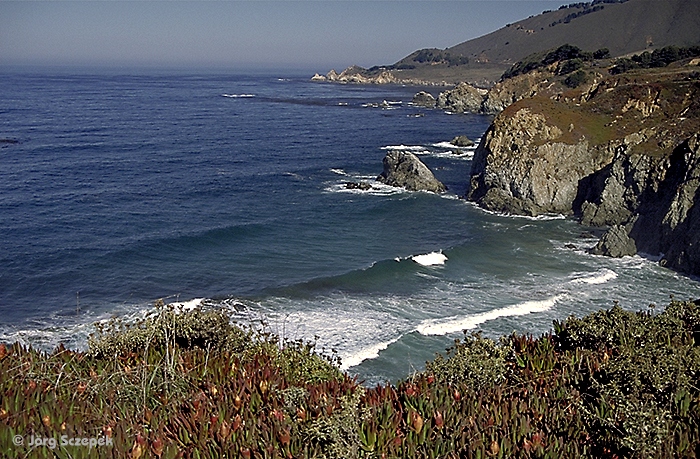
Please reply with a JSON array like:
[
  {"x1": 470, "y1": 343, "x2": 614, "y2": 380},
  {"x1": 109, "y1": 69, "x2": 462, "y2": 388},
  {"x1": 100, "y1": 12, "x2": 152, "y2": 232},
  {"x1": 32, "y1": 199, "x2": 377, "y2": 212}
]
[
  {"x1": 412, "y1": 91, "x2": 436, "y2": 108},
  {"x1": 451, "y1": 136, "x2": 474, "y2": 147},
  {"x1": 312, "y1": 66, "x2": 450, "y2": 86},
  {"x1": 467, "y1": 66, "x2": 700, "y2": 276},
  {"x1": 468, "y1": 100, "x2": 616, "y2": 215},
  {"x1": 589, "y1": 224, "x2": 637, "y2": 258},
  {"x1": 377, "y1": 151, "x2": 446, "y2": 193},
  {"x1": 436, "y1": 83, "x2": 486, "y2": 114}
]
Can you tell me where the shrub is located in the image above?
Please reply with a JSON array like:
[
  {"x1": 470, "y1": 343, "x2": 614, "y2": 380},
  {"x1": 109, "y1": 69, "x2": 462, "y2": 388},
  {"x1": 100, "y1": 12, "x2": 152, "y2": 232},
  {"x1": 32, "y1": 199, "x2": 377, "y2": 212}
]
[
  {"x1": 559, "y1": 58, "x2": 584, "y2": 75},
  {"x1": 424, "y1": 331, "x2": 508, "y2": 390},
  {"x1": 564, "y1": 69, "x2": 588, "y2": 87},
  {"x1": 88, "y1": 300, "x2": 251, "y2": 358}
]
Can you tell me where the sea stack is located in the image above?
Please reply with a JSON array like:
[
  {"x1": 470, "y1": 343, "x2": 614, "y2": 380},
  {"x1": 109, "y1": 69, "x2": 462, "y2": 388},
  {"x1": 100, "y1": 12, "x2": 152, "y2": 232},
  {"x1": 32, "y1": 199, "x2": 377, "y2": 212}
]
[{"x1": 377, "y1": 151, "x2": 446, "y2": 193}]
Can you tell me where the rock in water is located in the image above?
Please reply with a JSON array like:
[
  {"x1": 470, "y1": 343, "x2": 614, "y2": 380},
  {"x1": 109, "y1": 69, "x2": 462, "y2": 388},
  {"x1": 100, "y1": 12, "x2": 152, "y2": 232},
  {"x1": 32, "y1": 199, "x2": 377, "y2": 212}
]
[
  {"x1": 412, "y1": 91, "x2": 436, "y2": 108},
  {"x1": 377, "y1": 151, "x2": 446, "y2": 193},
  {"x1": 450, "y1": 135, "x2": 474, "y2": 147},
  {"x1": 589, "y1": 225, "x2": 637, "y2": 258},
  {"x1": 345, "y1": 181, "x2": 373, "y2": 191}
]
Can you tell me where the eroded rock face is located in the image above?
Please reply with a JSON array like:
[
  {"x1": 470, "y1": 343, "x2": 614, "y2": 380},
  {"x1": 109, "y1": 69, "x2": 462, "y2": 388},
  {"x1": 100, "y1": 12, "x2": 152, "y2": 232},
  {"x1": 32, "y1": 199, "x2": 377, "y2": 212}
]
[
  {"x1": 467, "y1": 105, "x2": 614, "y2": 215},
  {"x1": 377, "y1": 151, "x2": 446, "y2": 193},
  {"x1": 466, "y1": 67, "x2": 700, "y2": 275},
  {"x1": 436, "y1": 83, "x2": 485, "y2": 114}
]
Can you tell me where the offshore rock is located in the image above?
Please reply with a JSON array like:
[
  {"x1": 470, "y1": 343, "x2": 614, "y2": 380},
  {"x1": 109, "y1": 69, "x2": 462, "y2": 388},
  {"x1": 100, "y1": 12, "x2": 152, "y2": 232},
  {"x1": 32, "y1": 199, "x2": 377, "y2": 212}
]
[
  {"x1": 377, "y1": 151, "x2": 446, "y2": 193},
  {"x1": 345, "y1": 181, "x2": 374, "y2": 191},
  {"x1": 412, "y1": 91, "x2": 436, "y2": 108},
  {"x1": 589, "y1": 225, "x2": 637, "y2": 258},
  {"x1": 451, "y1": 136, "x2": 474, "y2": 147}
]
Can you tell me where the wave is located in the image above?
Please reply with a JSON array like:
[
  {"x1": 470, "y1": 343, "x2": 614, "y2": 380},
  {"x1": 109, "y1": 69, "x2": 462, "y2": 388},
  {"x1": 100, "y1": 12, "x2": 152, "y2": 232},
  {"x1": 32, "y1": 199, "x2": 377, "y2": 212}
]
[
  {"x1": 570, "y1": 269, "x2": 618, "y2": 285},
  {"x1": 222, "y1": 94, "x2": 255, "y2": 98},
  {"x1": 431, "y1": 141, "x2": 479, "y2": 151},
  {"x1": 381, "y1": 144, "x2": 429, "y2": 152},
  {"x1": 411, "y1": 252, "x2": 447, "y2": 266},
  {"x1": 466, "y1": 201, "x2": 567, "y2": 221},
  {"x1": 415, "y1": 294, "x2": 566, "y2": 336},
  {"x1": 340, "y1": 337, "x2": 402, "y2": 371}
]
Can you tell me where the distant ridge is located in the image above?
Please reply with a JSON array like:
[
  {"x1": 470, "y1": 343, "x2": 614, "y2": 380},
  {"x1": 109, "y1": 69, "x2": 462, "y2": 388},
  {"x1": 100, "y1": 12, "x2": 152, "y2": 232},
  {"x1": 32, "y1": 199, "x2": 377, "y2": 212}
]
[{"x1": 385, "y1": 0, "x2": 700, "y2": 85}]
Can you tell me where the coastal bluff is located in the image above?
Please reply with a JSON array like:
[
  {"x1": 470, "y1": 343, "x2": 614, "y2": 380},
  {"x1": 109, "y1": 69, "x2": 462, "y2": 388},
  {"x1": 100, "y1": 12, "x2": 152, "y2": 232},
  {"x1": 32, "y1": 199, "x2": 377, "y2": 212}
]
[{"x1": 467, "y1": 65, "x2": 700, "y2": 276}]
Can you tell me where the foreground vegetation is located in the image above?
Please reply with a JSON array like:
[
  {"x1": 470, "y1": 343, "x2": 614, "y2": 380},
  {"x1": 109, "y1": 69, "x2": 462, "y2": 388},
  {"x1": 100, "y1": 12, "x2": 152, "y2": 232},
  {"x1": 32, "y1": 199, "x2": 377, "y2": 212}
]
[{"x1": 1, "y1": 298, "x2": 699, "y2": 458}]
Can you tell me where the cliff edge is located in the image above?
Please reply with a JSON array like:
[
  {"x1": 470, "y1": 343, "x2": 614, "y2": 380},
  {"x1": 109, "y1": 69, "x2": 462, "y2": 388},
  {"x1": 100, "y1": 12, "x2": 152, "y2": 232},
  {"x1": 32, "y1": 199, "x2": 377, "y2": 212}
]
[{"x1": 467, "y1": 63, "x2": 700, "y2": 275}]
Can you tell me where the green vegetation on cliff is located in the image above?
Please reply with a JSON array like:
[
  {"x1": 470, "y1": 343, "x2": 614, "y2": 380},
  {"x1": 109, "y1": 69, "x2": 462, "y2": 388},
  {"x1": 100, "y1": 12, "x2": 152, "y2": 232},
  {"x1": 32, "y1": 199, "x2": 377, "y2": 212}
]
[{"x1": 2, "y1": 299, "x2": 700, "y2": 458}]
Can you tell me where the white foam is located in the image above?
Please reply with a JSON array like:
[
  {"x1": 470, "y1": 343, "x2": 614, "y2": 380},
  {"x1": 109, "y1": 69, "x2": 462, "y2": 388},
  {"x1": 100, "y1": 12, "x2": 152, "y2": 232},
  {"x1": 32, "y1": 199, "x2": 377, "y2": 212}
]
[
  {"x1": 324, "y1": 180, "x2": 405, "y2": 196},
  {"x1": 412, "y1": 252, "x2": 448, "y2": 266},
  {"x1": 431, "y1": 141, "x2": 477, "y2": 151},
  {"x1": 570, "y1": 269, "x2": 618, "y2": 285},
  {"x1": 222, "y1": 94, "x2": 255, "y2": 98},
  {"x1": 415, "y1": 294, "x2": 565, "y2": 336},
  {"x1": 467, "y1": 202, "x2": 567, "y2": 221},
  {"x1": 381, "y1": 145, "x2": 427, "y2": 152},
  {"x1": 340, "y1": 337, "x2": 401, "y2": 370},
  {"x1": 167, "y1": 298, "x2": 205, "y2": 311},
  {"x1": 330, "y1": 168, "x2": 347, "y2": 175}
]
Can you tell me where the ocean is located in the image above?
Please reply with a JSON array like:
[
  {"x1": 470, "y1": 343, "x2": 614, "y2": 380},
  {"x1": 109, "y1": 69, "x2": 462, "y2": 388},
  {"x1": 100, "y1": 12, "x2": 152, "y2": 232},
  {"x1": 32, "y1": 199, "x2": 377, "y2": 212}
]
[{"x1": 2, "y1": 67, "x2": 699, "y2": 386}]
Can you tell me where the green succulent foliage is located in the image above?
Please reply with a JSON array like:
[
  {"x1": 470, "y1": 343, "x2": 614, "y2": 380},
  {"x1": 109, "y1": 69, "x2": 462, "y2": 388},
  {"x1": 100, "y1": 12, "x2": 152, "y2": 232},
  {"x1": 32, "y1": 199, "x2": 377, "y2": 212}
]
[
  {"x1": 425, "y1": 331, "x2": 508, "y2": 390},
  {"x1": 2, "y1": 299, "x2": 699, "y2": 458}
]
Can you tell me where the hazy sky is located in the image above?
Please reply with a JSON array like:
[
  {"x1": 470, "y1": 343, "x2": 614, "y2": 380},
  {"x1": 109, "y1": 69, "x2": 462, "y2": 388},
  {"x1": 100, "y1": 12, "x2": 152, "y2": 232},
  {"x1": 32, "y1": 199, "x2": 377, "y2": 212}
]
[{"x1": 1, "y1": 1, "x2": 567, "y2": 70}]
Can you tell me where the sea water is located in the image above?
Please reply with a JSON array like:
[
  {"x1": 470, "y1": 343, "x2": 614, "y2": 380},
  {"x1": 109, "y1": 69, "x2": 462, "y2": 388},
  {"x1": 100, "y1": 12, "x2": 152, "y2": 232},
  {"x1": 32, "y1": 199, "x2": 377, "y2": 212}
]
[{"x1": 2, "y1": 67, "x2": 699, "y2": 386}]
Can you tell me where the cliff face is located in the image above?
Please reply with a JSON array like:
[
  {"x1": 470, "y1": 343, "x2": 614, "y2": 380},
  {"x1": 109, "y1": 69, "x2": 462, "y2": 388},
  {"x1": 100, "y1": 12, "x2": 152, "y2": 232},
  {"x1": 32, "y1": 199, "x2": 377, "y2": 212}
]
[{"x1": 467, "y1": 65, "x2": 700, "y2": 275}]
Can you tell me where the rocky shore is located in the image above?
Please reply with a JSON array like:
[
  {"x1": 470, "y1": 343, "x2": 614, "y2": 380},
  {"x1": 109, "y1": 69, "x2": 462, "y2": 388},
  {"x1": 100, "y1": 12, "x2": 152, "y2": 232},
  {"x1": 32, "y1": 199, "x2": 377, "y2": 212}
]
[
  {"x1": 311, "y1": 66, "x2": 453, "y2": 87},
  {"x1": 314, "y1": 54, "x2": 700, "y2": 276},
  {"x1": 467, "y1": 63, "x2": 700, "y2": 275}
]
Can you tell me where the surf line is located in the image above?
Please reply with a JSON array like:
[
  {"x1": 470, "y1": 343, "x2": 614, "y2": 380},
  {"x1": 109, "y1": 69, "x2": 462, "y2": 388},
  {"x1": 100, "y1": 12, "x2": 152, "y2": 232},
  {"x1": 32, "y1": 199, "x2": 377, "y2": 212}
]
[{"x1": 415, "y1": 294, "x2": 566, "y2": 336}]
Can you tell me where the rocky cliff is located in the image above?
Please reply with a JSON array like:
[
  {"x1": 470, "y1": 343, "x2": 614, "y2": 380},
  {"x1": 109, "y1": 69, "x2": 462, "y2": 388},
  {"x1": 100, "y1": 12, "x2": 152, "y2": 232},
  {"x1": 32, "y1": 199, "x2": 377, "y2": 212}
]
[{"x1": 467, "y1": 64, "x2": 700, "y2": 275}]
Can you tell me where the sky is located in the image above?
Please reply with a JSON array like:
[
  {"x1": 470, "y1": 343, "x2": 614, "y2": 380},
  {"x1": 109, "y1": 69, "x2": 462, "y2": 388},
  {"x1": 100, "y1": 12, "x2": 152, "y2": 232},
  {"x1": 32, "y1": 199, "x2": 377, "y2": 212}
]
[{"x1": 0, "y1": 1, "x2": 568, "y2": 71}]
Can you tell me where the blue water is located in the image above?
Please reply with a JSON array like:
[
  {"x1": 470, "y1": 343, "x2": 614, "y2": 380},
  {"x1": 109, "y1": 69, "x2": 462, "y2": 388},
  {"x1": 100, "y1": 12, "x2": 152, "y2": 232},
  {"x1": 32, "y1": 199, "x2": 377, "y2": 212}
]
[{"x1": 2, "y1": 67, "x2": 700, "y2": 385}]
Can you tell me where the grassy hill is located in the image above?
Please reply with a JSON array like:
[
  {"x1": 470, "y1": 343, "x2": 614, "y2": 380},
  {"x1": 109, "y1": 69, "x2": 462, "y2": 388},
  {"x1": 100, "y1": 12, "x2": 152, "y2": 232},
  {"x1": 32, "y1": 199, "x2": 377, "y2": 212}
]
[{"x1": 383, "y1": 0, "x2": 700, "y2": 85}]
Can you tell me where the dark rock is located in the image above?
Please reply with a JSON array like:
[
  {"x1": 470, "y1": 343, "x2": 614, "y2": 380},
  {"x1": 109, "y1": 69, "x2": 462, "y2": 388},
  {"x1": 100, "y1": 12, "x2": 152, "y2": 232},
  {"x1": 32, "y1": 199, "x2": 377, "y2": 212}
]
[
  {"x1": 450, "y1": 136, "x2": 474, "y2": 147},
  {"x1": 345, "y1": 181, "x2": 373, "y2": 191},
  {"x1": 377, "y1": 151, "x2": 446, "y2": 193},
  {"x1": 589, "y1": 225, "x2": 637, "y2": 258},
  {"x1": 412, "y1": 91, "x2": 436, "y2": 108}
]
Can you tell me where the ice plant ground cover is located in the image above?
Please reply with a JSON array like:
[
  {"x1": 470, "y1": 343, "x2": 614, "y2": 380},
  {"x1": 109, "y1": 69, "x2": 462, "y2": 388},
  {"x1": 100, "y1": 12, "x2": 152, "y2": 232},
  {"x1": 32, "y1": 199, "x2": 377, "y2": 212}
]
[{"x1": 1, "y1": 299, "x2": 699, "y2": 458}]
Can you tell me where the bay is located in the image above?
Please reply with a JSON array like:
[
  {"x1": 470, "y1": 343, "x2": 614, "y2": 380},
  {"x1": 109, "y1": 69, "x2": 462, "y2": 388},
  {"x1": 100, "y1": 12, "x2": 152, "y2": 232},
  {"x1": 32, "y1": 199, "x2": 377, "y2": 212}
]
[{"x1": 1, "y1": 67, "x2": 699, "y2": 385}]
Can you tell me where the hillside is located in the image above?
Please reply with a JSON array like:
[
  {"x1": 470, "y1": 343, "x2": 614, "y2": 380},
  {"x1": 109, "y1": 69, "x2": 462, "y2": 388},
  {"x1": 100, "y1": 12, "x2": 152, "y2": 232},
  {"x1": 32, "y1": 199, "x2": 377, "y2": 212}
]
[{"x1": 321, "y1": 0, "x2": 700, "y2": 86}]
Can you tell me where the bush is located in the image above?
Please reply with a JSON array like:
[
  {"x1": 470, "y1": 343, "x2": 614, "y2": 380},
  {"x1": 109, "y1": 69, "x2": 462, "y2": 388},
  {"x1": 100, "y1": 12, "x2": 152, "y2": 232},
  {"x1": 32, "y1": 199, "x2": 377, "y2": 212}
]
[
  {"x1": 559, "y1": 58, "x2": 584, "y2": 75},
  {"x1": 88, "y1": 300, "x2": 251, "y2": 358},
  {"x1": 611, "y1": 46, "x2": 700, "y2": 74},
  {"x1": 564, "y1": 69, "x2": 589, "y2": 87},
  {"x1": 425, "y1": 331, "x2": 508, "y2": 390}
]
